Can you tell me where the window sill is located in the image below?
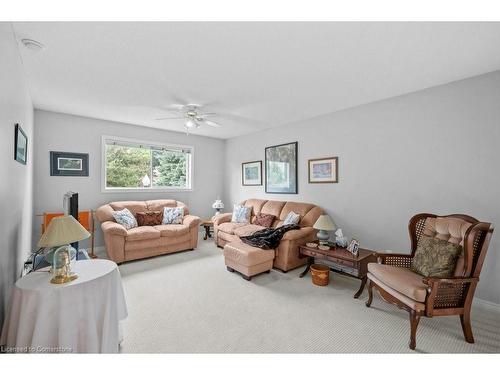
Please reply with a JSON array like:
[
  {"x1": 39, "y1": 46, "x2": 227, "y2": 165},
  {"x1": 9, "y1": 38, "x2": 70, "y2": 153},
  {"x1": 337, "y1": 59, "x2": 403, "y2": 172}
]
[{"x1": 101, "y1": 187, "x2": 194, "y2": 194}]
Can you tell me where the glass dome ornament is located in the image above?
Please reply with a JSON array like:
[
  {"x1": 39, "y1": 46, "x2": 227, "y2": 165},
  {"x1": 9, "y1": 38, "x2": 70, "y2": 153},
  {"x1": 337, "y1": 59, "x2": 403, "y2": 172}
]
[{"x1": 50, "y1": 245, "x2": 78, "y2": 284}]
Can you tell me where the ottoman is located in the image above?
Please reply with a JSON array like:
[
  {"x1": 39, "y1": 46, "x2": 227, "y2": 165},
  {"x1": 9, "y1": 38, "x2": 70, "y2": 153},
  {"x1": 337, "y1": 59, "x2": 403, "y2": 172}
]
[{"x1": 223, "y1": 241, "x2": 275, "y2": 280}]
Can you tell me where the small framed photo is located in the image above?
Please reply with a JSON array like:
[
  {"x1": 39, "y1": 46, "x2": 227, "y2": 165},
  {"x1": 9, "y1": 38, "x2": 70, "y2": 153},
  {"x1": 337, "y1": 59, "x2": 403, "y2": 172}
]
[
  {"x1": 347, "y1": 238, "x2": 360, "y2": 257},
  {"x1": 242, "y1": 160, "x2": 262, "y2": 186},
  {"x1": 50, "y1": 151, "x2": 89, "y2": 176},
  {"x1": 14, "y1": 124, "x2": 28, "y2": 165},
  {"x1": 308, "y1": 157, "x2": 338, "y2": 183}
]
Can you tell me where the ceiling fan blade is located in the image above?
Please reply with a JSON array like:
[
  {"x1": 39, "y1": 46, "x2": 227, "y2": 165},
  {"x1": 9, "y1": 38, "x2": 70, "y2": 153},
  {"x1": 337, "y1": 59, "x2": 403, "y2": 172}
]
[
  {"x1": 197, "y1": 112, "x2": 217, "y2": 118},
  {"x1": 203, "y1": 120, "x2": 221, "y2": 128}
]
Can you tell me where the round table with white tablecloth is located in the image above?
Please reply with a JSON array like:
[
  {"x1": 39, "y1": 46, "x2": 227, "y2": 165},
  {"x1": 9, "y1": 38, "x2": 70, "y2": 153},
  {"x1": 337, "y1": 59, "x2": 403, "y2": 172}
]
[{"x1": 0, "y1": 259, "x2": 127, "y2": 353}]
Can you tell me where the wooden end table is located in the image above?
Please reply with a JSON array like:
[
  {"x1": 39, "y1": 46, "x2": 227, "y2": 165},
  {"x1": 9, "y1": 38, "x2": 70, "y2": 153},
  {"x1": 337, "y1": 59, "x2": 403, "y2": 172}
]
[
  {"x1": 299, "y1": 244, "x2": 376, "y2": 299},
  {"x1": 200, "y1": 219, "x2": 214, "y2": 240}
]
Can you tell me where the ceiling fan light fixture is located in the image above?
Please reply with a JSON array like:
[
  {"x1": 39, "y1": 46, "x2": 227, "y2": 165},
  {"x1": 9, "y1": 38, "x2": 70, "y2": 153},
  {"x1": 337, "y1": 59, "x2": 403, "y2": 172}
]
[{"x1": 185, "y1": 119, "x2": 197, "y2": 128}]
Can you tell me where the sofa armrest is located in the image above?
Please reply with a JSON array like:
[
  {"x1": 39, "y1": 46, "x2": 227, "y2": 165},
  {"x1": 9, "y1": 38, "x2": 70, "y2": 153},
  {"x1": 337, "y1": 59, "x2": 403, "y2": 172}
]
[
  {"x1": 101, "y1": 221, "x2": 127, "y2": 236},
  {"x1": 183, "y1": 215, "x2": 201, "y2": 228},
  {"x1": 282, "y1": 227, "x2": 316, "y2": 241},
  {"x1": 213, "y1": 213, "x2": 232, "y2": 226}
]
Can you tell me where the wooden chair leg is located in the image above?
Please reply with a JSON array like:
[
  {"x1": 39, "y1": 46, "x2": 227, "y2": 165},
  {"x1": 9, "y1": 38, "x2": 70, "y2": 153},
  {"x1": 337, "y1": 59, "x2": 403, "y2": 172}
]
[
  {"x1": 409, "y1": 310, "x2": 421, "y2": 350},
  {"x1": 460, "y1": 309, "x2": 475, "y2": 343},
  {"x1": 365, "y1": 279, "x2": 373, "y2": 307}
]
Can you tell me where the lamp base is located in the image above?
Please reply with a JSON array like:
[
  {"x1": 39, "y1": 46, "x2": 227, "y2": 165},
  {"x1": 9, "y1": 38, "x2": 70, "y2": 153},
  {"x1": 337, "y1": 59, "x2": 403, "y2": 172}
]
[
  {"x1": 317, "y1": 230, "x2": 330, "y2": 245},
  {"x1": 50, "y1": 273, "x2": 78, "y2": 284}
]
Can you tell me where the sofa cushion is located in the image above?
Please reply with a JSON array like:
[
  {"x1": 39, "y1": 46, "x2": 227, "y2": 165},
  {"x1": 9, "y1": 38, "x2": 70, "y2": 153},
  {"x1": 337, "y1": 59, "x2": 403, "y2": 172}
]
[
  {"x1": 125, "y1": 226, "x2": 161, "y2": 241},
  {"x1": 162, "y1": 207, "x2": 184, "y2": 224},
  {"x1": 109, "y1": 201, "x2": 148, "y2": 215},
  {"x1": 218, "y1": 222, "x2": 247, "y2": 235},
  {"x1": 254, "y1": 213, "x2": 275, "y2": 228},
  {"x1": 146, "y1": 199, "x2": 177, "y2": 212},
  {"x1": 283, "y1": 211, "x2": 301, "y2": 226},
  {"x1": 112, "y1": 208, "x2": 138, "y2": 230},
  {"x1": 233, "y1": 224, "x2": 266, "y2": 237},
  {"x1": 368, "y1": 263, "x2": 427, "y2": 302},
  {"x1": 136, "y1": 211, "x2": 163, "y2": 226},
  {"x1": 155, "y1": 224, "x2": 189, "y2": 237},
  {"x1": 224, "y1": 241, "x2": 275, "y2": 267},
  {"x1": 231, "y1": 204, "x2": 251, "y2": 223},
  {"x1": 261, "y1": 200, "x2": 286, "y2": 218},
  {"x1": 411, "y1": 235, "x2": 463, "y2": 277}
]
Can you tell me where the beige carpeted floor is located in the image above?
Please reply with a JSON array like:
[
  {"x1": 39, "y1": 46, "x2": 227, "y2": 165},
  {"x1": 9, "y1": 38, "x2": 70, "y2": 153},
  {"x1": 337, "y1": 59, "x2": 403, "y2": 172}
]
[{"x1": 117, "y1": 234, "x2": 500, "y2": 353}]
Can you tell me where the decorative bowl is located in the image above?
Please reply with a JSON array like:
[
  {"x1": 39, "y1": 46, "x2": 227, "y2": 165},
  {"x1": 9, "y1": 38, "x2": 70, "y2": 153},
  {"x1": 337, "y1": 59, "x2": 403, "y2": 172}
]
[
  {"x1": 318, "y1": 245, "x2": 330, "y2": 251},
  {"x1": 306, "y1": 242, "x2": 318, "y2": 248}
]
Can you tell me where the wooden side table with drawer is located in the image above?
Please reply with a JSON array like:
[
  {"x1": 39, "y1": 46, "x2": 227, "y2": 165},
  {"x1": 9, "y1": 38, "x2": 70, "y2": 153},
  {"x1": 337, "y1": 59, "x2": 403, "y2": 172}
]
[{"x1": 298, "y1": 244, "x2": 377, "y2": 298}]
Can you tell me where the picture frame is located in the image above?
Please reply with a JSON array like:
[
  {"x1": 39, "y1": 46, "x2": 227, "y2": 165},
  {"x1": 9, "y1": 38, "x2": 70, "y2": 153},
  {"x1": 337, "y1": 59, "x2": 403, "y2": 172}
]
[
  {"x1": 242, "y1": 160, "x2": 262, "y2": 186},
  {"x1": 265, "y1": 141, "x2": 298, "y2": 194},
  {"x1": 14, "y1": 124, "x2": 28, "y2": 165},
  {"x1": 308, "y1": 157, "x2": 338, "y2": 183},
  {"x1": 50, "y1": 151, "x2": 89, "y2": 177}
]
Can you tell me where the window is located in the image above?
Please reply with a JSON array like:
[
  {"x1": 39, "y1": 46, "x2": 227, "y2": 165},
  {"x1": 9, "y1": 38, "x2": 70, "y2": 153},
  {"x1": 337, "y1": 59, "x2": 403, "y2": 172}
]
[{"x1": 102, "y1": 136, "x2": 193, "y2": 191}]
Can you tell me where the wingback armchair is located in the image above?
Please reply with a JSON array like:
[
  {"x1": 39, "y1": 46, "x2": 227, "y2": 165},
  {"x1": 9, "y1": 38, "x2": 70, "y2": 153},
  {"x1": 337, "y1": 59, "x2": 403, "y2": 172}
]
[{"x1": 365, "y1": 213, "x2": 494, "y2": 350}]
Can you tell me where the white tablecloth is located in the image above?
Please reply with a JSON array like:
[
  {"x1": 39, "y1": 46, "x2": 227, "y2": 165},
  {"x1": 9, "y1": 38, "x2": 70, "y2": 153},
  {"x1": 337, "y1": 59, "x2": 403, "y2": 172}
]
[{"x1": 0, "y1": 259, "x2": 127, "y2": 353}]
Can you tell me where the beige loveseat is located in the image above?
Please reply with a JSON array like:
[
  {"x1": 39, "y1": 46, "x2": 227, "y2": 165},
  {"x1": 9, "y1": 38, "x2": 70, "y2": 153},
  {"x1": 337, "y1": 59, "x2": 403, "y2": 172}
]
[
  {"x1": 214, "y1": 199, "x2": 323, "y2": 272},
  {"x1": 95, "y1": 199, "x2": 201, "y2": 263}
]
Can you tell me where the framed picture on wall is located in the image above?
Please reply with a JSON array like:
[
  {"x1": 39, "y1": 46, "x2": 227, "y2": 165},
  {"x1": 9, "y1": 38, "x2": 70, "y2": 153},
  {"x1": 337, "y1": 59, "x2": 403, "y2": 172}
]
[
  {"x1": 50, "y1": 151, "x2": 89, "y2": 176},
  {"x1": 265, "y1": 141, "x2": 298, "y2": 194},
  {"x1": 242, "y1": 160, "x2": 262, "y2": 186},
  {"x1": 308, "y1": 157, "x2": 338, "y2": 183},
  {"x1": 14, "y1": 124, "x2": 28, "y2": 165}
]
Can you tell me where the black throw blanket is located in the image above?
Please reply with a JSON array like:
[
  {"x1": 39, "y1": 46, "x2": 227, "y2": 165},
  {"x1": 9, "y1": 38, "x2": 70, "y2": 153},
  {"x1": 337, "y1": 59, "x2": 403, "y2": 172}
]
[{"x1": 240, "y1": 224, "x2": 301, "y2": 250}]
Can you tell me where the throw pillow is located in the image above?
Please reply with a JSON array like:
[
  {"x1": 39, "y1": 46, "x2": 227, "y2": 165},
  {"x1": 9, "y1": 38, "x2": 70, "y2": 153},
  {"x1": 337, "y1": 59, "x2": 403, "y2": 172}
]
[
  {"x1": 411, "y1": 235, "x2": 463, "y2": 277},
  {"x1": 136, "y1": 211, "x2": 163, "y2": 226},
  {"x1": 231, "y1": 204, "x2": 251, "y2": 223},
  {"x1": 283, "y1": 211, "x2": 301, "y2": 226},
  {"x1": 254, "y1": 213, "x2": 276, "y2": 228},
  {"x1": 162, "y1": 207, "x2": 184, "y2": 224},
  {"x1": 112, "y1": 208, "x2": 138, "y2": 230}
]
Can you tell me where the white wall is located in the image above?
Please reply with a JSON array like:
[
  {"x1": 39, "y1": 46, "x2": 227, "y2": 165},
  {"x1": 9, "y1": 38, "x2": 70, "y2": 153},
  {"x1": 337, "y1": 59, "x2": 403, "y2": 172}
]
[
  {"x1": 0, "y1": 24, "x2": 34, "y2": 326},
  {"x1": 33, "y1": 110, "x2": 226, "y2": 249},
  {"x1": 225, "y1": 70, "x2": 500, "y2": 304}
]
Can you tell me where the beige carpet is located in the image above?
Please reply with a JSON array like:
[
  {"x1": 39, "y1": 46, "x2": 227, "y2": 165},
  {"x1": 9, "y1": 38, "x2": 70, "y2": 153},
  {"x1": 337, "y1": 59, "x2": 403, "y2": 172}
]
[{"x1": 117, "y1": 235, "x2": 500, "y2": 353}]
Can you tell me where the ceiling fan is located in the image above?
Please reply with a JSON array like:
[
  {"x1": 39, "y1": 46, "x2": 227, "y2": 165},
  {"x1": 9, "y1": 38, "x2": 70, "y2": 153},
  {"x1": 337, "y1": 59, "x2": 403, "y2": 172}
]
[{"x1": 155, "y1": 104, "x2": 221, "y2": 133}]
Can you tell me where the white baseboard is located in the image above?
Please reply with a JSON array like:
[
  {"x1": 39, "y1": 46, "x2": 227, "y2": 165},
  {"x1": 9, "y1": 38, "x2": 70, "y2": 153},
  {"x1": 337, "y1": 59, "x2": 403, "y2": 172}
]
[{"x1": 473, "y1": 298, "x2": 500, "y2": 313}]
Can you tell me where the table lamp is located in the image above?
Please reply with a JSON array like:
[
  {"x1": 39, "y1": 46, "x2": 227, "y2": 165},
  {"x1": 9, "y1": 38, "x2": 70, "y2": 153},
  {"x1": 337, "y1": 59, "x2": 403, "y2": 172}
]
[
  {"x1": 313, "y1": 215, "x2": 336, "y2": 245},
  {"x1": 37, "y1": 215, "x2": 90, "y2": 284},
  {"x1": 212, "y1": 199, "x2": 224, "y2": 216}
]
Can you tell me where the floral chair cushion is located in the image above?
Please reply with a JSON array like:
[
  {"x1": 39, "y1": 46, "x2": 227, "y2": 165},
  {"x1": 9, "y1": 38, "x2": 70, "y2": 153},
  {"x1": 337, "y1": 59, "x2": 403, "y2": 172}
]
[{"x1": 411, "y1": 235, "x2": 463, "y2": 277}]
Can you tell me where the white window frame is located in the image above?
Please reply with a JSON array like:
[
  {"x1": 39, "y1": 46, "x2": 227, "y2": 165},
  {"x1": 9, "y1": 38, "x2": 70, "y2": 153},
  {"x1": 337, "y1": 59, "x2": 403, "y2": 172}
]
[{"x1": 101, "y1": 135, "x2": 194, "y2": 193}]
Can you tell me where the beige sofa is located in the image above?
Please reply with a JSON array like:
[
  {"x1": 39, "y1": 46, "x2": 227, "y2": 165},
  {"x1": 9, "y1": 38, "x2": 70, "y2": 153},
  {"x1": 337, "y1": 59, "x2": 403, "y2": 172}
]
[
  {"x1": 95, "y1": 199, "x2": 201, "y2": 263},
  {"x1": 214, "y1": 199, "x2": 323, "y2": 272}
]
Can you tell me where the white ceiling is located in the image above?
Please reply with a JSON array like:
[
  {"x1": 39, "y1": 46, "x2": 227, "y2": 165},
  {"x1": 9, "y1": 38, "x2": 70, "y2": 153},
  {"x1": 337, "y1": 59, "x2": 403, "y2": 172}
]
[{"x1": 11, "y1": 22, "x2": 500, "y2": 139}]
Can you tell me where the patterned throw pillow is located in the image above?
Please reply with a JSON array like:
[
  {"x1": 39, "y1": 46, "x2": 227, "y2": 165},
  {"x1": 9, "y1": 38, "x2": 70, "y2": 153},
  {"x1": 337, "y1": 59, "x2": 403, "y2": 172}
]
[
  {"x1": 136, "y1": 211, "x2": 163, "y2": 226},
  {"x1": 112, "y1": 208, "x2": 138, "y2": 230},
  {"x1": 254, "y1": 213, "x2": 276, "y2": 228},
  {"x1": 231, "y1": 205, "x2": 251, "y2": 223},
  {"x1": 283, "y1": 211, "x2": 301, "y2": 226},
  {"x1": 162, "y1": 207, "x2": 184, "y2": 224},
  {"x1": 411, "y1": 235, "x2": 463, "y2": 277}
]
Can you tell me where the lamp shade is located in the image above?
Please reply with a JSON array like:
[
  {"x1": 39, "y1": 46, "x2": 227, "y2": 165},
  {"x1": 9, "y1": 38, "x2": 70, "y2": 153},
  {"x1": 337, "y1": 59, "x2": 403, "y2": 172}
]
[
  {"x1": 212, "y1": 199, "x2": 224, "y2": 209},
  {"x1": 313, "y1": 215, "x2": 336, "y2": 231},
  {"x1": 38, "y1": 215, "x2": 90, "y2": 248}
]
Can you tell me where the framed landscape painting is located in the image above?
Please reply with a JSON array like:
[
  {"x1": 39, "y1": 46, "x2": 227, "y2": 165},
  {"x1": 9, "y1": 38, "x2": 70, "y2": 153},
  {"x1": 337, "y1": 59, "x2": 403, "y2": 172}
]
[
  {"x1": 265, "y1": 141, "x2": 298, "y2": 194},
  {"x1": 242, "y1": 160, "x2": 262, "y2": 186},
  {"x1": 308, "y1": 157, "x2": 338, "y2": 183},
  {"x1": 50, "y1": 151, "x2": 89, "y2": 176},
  {"x1": 14, "y1": 124, "x2": 28, "y2": 165}
]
